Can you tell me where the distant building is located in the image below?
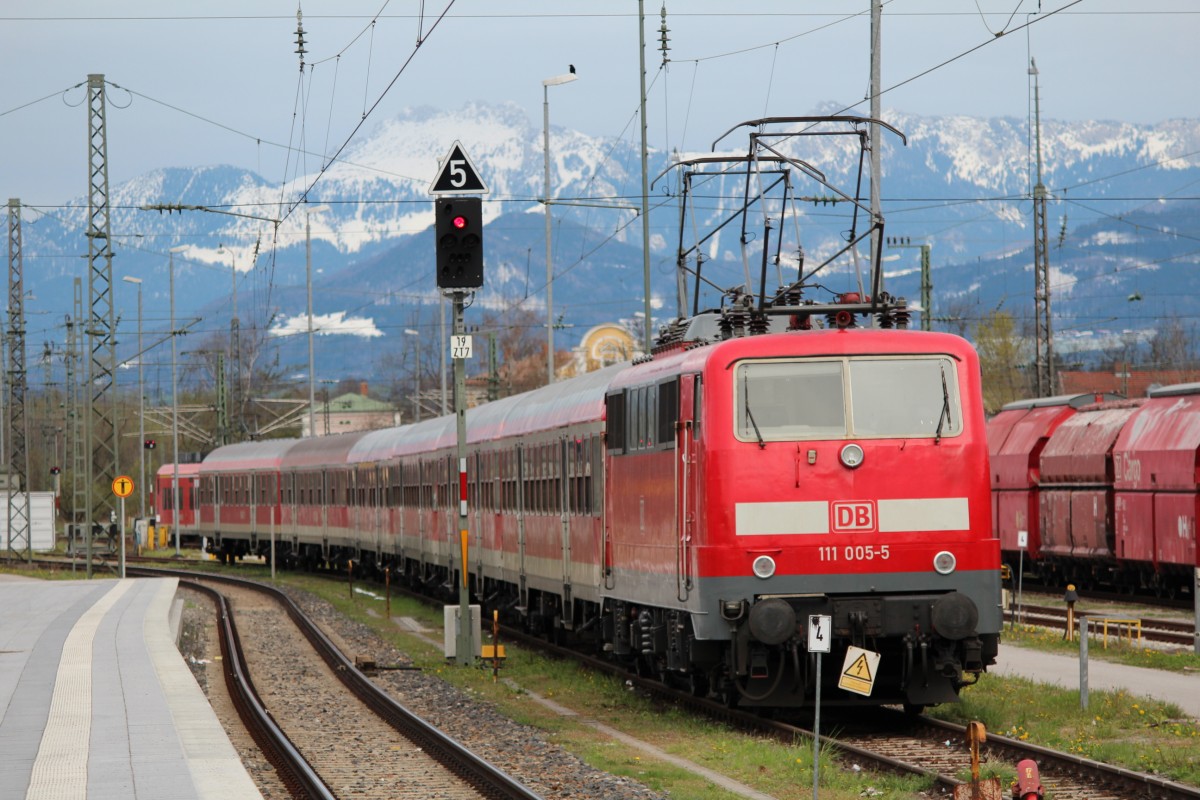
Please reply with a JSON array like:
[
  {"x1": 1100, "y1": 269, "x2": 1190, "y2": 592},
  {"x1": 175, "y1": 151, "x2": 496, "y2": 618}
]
[
  {"x1": 561, "y1": 323, "x2": 638, "y2": 379},
  {"x1": 1057, "y1": 364, "x2": 1200, "y2": 398},
  {"x1": 302, "y1": 386, "x2": 401, "y2": 437}
]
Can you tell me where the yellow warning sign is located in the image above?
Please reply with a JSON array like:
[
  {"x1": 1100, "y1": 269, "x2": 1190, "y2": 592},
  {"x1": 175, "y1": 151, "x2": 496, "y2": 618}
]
[
  {"x1": 112, "y1": 475, "x2": 134, "y2": 499},
  {"x1": 838, "y1": 645, "x2": 881, "y2": 696}
]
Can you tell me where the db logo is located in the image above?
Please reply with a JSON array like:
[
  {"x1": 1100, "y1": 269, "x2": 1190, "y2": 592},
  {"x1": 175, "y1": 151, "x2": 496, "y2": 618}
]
[{"x1": 831, "y1": 501, "x2": 876, "y2": 532}]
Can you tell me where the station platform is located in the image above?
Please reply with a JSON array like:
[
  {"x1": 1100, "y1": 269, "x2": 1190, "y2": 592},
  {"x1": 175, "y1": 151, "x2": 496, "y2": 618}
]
[
  {"x1": 0, "y1": 576, "x2": 262, "y2": 800},
  {"x1": 993, "y1": 642, "x2": 1200, "y2": 719}
]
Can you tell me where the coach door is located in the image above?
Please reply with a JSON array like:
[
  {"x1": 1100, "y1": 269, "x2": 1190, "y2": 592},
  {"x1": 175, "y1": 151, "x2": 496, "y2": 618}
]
[
  {"x1": 559, "y1": 436, "x2": 573, "y2": 627},
  {"x1": 676, "y1": 375, "x2": 699, "y2": 601},
  {"x1": 516, "y1": 445, "x2": 528, "y2": 607}
]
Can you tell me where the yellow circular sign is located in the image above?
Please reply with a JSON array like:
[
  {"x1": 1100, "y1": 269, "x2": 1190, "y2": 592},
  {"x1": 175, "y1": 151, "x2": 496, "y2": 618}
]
[{"x1": 112, "y1": 475, "x2": 135, "y2": 498}]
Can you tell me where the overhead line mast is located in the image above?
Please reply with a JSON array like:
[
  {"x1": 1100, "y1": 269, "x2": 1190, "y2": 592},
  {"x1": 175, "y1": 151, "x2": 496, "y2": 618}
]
[
  {"x1": 1030, "y1": 58, "x2": 1054, "y2": 397},
  {"x1": 6, "y1": 199, "x2": 31, "y2": 562},
  {"x1": 85, "y1": 74, "x2": 119, "y2": 577}
]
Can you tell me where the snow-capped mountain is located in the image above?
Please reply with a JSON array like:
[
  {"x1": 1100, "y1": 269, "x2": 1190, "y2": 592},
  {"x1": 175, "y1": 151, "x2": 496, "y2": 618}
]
[{"x1": 16, "y1": 102, "x2": 1200, "y2": 387}]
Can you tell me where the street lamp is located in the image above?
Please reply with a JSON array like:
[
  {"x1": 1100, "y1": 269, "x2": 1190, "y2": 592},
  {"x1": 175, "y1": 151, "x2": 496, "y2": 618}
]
[
  {"x1": 305, "y1": 205, "x2": 331, "y2": 437},
  {"x1": 121, "y1": 276, "x2": 144, "y2": 524},
  {"x1": 217, "y1": 243, "x2": 240, "y2": 433},
  {"x1": 543, "y1": 69, "x2": 578, "y2": 385},
  {"x1": 404, "y1": 328, "x2": 420, "y2": 422},
  {"x1": 168, "y1": 245, "x2": 188, "y2": 556}
]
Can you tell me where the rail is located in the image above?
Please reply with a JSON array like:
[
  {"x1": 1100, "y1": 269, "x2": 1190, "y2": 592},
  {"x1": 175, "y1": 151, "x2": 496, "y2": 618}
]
[
  {"x1": 133, "y1": 566, "x2": 544, "y2": 800},
  {"x1": 184, "y1": 580, "x2": 336, "y2": 800}
]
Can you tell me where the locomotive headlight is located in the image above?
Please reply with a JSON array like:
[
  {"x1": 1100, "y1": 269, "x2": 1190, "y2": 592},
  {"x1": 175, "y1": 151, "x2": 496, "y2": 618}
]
[
  {"x1": 933, "y1": 550, "x2": 957, "y2": 575},
  {"x1": 752, "y1": 555, "x2": 777, "y2": 579},
  {"x1": 840, "y1": 443, "x2": 865, "y2": 469}
]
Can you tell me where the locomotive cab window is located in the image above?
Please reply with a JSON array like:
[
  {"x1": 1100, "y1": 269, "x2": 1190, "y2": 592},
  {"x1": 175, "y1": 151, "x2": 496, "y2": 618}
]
[{"x1": 734, "y1": 355, "x2": 962, "y2": 442}]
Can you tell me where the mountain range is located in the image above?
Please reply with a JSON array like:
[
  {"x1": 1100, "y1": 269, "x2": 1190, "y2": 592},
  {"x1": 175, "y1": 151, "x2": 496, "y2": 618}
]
[{"x1": 13, "y1": 101, "x2": 1200, "y2": 397}]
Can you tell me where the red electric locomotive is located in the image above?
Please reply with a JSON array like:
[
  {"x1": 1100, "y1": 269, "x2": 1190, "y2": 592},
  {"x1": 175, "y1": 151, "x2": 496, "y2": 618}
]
[{"x1": 602, "y1": 322, "x2": 999, "y2": 708}]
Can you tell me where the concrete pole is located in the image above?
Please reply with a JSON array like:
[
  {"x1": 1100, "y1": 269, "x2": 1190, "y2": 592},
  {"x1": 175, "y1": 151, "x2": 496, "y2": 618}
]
[
  {"x1": 307, "y1": 213, "x2": 316, "y2": 437},
  {"x1": 543, "y1": 84, "x2": 555, "y2": 385},
  {"x1": 169, "y1": 250, "x2": 181, "y2": 556},
  {"x1": 870, "y1": 0, "x2": 883, "y2": 293},
  {"x1": 639, "y1": 0, "x2": 653, "y2": 354}
]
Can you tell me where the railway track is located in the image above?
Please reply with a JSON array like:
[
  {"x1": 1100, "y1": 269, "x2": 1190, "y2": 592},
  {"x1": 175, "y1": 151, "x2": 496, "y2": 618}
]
[
  {"x1": 1007, "y1": 602, "x2": 1198, "y2": 648},
  {"x1": 131, "y1": 566, "x2": 543, "y2": 800},
  {"x1": 184, "y1": 578, "x2": 334, "y2": 800}
]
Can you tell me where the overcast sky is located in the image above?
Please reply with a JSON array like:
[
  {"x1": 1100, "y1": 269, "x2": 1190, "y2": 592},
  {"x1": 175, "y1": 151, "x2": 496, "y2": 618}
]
[{"x1": 2, "y1": 1, "x2": 1195, "y2": 205}]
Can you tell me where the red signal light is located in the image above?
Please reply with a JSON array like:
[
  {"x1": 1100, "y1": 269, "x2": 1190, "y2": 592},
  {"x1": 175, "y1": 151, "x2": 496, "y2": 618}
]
[{"x1": 452, "y1": 215, "x2": 468, "y2": 229}]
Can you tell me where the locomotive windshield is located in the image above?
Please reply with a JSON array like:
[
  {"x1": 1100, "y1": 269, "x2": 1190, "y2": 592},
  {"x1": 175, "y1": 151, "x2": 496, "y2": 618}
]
[{"x1": 734, "y1": 356, "x2": 962, "y2": 442}]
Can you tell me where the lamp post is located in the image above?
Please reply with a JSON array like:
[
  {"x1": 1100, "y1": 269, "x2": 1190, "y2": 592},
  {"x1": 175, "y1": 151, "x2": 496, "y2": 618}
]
[
  {"x1": 218, "y1": 244, "x2": 239, "y2": 435},
  {"x1": 121, "y1": 276, "x2": 145, "y2": 522},
  {"x1": 404, "y1": 328, "x2": 420, "y2": 422},
  {"x1": 543, "y1": 69, "x2": 578, "y2": 385},
  {"x1": 305, "y1": 205, "x2": 330, "y2": 437},
  {"x1": 168, "y1": 245, "x2": 188, "y2": 556}
]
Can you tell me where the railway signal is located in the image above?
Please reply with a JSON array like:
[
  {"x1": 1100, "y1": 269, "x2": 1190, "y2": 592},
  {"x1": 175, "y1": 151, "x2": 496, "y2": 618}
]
[
  {"x1": 434, "y1": 197, "x2": 484, "y2": 290},
  {"x1": 429, "y1": 142, "x2": 488, "y2": 665}
]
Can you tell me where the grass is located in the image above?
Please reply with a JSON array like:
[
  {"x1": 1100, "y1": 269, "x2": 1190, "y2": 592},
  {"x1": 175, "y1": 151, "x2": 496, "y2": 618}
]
[
  {"x1": 286, "y1": 570, "x2": 939, "y2": 800},
  {"x1": 927, "y1": 655, "x2": 1200, "y2": 786},
  {"x1": 1001, "y1": 620, "x2": 1200, "y2": 673}
]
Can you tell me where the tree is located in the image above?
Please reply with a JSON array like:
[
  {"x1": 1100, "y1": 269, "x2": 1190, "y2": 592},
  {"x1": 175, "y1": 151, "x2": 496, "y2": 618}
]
[
  {"x1": 1146, "y1": 318, "x2": 1200, "y2": 373},
  {"x1": 480, "y1": 305, "x2": 552, "y2": 396},
  {"x1": 974, "y1": 310, "x2": 1031, "y2": 414}
]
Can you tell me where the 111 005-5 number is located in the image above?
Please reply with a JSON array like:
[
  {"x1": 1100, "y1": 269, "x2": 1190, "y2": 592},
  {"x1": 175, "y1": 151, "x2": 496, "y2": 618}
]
[{"x1": 818, "y1": 544, "x2": 891, "y2": 561}]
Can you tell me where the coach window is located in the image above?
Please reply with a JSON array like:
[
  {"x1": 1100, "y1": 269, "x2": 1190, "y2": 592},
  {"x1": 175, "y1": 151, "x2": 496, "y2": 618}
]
[
  {"x1": 658, "y1": 378, "x2": 679, "y2": 445},
  {"x1": 539, "y1": 444, "x2": 548, "y2": 514},
  {"x1": 548, "y1": 443, "x2": 556, "y2": 514},
  {"x1": 551, "y1": 442, "x2": 560, "y2": 515},
  {"x1": 605, "y1": 392, "x2": 625, "y2": 454},
  {"x1": 533, "y1": 445, "x2": 542, "y2": 514},
  {"x1": 636, "y1": 387, "x2": 647, "y2": 448},
  {"x1": 530, "y1": 446, "x2": 538, "y2": 513},
  {"x1": 693, "y1": 376, "x2": 703, "y2": 440},
  {"x1": 530, "y1": 446, "x2": 540, "y2": 514}
]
